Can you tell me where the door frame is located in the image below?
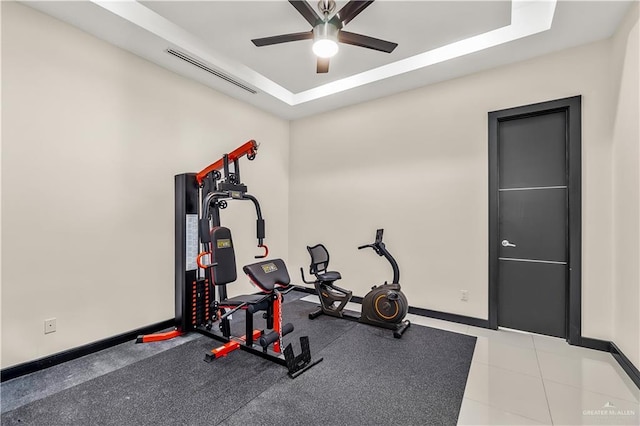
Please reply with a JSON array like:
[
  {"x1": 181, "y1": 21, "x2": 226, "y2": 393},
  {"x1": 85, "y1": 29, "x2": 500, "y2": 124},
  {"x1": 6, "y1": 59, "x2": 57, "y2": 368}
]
[{"x1": 488, "y1": 96, "x2": 582, "y2": 344}]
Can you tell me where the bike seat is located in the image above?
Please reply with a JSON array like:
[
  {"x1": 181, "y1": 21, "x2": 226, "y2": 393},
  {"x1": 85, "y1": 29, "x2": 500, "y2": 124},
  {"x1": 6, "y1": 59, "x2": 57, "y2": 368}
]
[{"x1": 316, "y1": 271, "x2": 341, "y2": 282}]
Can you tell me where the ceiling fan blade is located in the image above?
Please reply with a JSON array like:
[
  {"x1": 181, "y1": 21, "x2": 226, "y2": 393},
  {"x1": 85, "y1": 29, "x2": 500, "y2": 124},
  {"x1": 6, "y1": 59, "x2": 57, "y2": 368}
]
[
  {"x1": 317, "y1": 57, "x2": 329, "y2": 73},
  {"x1": 289, "y1": 0, "x2": 322, "y2": 27},
  {"x1": 252, "y1": 31, "x2": 313, "y2": 47},
  {"x1": 338, "y1": 31, "x2": 397, "y2": 53},
  {"x1": 336, "y1": 0, "x2": 375, "y2": 26}
]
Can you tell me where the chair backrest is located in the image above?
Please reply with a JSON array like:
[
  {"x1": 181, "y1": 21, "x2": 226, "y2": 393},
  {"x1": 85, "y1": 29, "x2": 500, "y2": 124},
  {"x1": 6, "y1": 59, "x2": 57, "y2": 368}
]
[
  {"x1": 306, "y1": 244, "x2": 330, "y2": 277},
  {"x1": 210, "y1": 227, "x2": 237, "y2": 285},
  {"x1": 243, "y1": 259, "x2": 290, "y2": 293}
]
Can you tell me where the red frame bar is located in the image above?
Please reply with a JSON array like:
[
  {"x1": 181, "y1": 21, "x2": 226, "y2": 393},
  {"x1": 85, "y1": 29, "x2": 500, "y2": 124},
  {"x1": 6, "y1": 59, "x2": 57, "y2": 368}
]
[
  {"x1": 209, "y1": 340, "x2": 240, "y2": 358},
  {"x1": 208, "y1": 329, "x2": 262, "y2": 359},
  {"x1": 196, "y1": 140, "x2": 258, "y2": 185},
  {"x1": 273, "y1": 293, "x2": 283, "y2": 353},
  {"x1": 137, "y1": 329, "x2": 183, "y2": 343}
]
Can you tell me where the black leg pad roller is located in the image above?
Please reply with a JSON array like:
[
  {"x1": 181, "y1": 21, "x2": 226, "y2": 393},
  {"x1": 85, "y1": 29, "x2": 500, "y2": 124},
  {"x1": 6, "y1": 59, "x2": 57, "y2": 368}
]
[{"x1": 259, "y1": 323, "x2": 293, "y2": 348}]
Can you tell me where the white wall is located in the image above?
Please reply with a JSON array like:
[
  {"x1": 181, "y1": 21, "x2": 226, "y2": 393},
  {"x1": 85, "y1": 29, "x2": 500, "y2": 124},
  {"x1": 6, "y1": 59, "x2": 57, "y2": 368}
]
[
  {"x1": 2, "y1": 1, "x2": 638, "y2": 371},
  {"x1": 1, "y1": 2, "x2": 290, "y2": 369},
  {"x1": 290, "y1": 39, "x2": 616, "y2": 340},
  {"x1": 0, "y1": 0, "x2": 4, "y2": 370},
  {"x1": 611, "y1": 4, "x2": 640, "y2": 368}
]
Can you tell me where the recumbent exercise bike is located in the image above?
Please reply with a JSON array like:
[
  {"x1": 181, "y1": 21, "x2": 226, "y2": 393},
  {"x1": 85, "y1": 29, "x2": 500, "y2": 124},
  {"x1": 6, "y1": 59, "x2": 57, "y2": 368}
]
[{"x1": 301, "y1": 229, "x2": 411, "y2": 338}]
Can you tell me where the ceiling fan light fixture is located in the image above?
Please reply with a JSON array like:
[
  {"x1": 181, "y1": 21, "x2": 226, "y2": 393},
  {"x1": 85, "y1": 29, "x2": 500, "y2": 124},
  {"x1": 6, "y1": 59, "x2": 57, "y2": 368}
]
[
  {"x1": 313, "y1": 39, "x2": 338, "y2": 58},
  {"x1": 312, "y1": 22, "x2": 339, "y2": 58}
]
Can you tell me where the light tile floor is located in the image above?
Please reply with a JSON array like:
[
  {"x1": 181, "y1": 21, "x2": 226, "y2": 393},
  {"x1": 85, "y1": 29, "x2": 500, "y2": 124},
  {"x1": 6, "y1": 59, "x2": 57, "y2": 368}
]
[{"x1": 301, "y1": 295, "x2": 640, "y2": 425}]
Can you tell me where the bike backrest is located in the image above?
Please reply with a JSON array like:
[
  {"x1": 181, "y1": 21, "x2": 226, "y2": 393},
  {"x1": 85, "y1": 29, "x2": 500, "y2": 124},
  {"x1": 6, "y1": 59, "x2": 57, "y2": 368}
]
[{"x1": 306, "y1": 244, "x2": 330, "y2": 277}]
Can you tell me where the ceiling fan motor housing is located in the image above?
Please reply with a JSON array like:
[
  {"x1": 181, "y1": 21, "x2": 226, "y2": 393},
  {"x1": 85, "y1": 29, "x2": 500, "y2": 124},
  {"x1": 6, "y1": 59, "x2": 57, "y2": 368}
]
[
  {"x1": 313, "y1": 22, "x2": 339, "y2": 43},
  {"x1": 312, "y1": 22, "x2": 339, "y2": 58}
]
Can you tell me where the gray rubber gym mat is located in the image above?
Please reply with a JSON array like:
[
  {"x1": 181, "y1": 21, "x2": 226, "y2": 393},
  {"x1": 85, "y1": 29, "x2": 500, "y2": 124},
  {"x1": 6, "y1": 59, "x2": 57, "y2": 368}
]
[
  {"x1": 1, "y1": 300, "x2": 475, "y2": 426},
  {"x1": 221, "y1": 320, "x2": 477, "y2": 426}
]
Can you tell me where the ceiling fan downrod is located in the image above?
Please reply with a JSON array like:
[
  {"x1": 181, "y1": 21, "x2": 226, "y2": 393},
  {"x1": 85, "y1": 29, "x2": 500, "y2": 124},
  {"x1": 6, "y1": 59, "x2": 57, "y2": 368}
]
[{"x1": 318, "y1": 0, "x2": 336, "y2": 18}]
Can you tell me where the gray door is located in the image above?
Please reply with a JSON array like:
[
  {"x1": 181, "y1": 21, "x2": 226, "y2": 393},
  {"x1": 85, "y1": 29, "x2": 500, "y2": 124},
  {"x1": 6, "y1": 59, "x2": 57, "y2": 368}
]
[{"x1": 497, "y1": 111, "x2": 568, "y2": 338}]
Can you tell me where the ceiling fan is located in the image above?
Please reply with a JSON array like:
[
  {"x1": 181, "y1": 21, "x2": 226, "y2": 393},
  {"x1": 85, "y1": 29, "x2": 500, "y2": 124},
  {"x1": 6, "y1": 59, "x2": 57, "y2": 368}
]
[{"x1": 251, "y1": 0, "x2": 398, "y2": 74}]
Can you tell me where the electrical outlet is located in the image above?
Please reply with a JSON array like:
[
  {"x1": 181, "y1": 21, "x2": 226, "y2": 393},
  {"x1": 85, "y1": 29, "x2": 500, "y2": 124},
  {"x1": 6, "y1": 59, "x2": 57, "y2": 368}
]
[
  {"x1": 460, "y1": 290, "x2": 469, "y2": 302},
  {"x1": 44, "y1": 318, "x2": 56, "y2": 334}
]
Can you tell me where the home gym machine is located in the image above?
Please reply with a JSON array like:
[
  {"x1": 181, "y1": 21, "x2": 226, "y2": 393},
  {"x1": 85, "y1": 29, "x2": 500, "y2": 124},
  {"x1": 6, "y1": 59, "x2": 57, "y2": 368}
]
[
  {"x1": 137, "y1": 140, "x2": 321, "y2": 378},
  {"x1": 301, "y1": 229, "x2": 411, "y2": 338}
]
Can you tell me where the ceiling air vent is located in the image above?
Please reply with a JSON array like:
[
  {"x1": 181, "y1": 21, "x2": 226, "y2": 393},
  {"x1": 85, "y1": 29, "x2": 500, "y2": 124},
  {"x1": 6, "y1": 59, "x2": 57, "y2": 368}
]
[{"x1": 167, "y1": 49, "x2": 257, "y2": 94}]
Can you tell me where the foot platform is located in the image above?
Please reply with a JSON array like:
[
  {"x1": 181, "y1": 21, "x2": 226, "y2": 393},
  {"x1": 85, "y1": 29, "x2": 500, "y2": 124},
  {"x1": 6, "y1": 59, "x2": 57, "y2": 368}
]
[{"x1": 283, "y1": 336, "x2": 323, "y2": 378}]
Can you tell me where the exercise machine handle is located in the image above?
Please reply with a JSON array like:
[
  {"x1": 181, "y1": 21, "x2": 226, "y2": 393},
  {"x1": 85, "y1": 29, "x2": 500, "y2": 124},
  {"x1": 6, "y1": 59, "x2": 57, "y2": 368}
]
[
  {"x1": 196, "y1": 252, "x2": 218, "y2": 269},
  {"x1": 300, "y1": 267, "x2": 316, "y2": 284},
  {"x1": 220, "y1": 302, "x2": 247, "y2": 321},
  {"x1": 255, "y1": 244, "x2": 269, "y2": 259},
  {"x1": 358, "y1": 231, "x2": 401, "y2": 284},
  {"x1": 358, "y1": 242, "x2": 385, "y2": 257}
]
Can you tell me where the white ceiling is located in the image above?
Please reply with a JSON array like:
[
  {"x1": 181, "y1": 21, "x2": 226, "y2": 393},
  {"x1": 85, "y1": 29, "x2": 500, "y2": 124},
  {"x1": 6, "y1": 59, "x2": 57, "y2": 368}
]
[
  {"x1": 25, "y1": 1, "x2": 634, "y2": 119},
  {"x1": 141, "y1": 1, "x2": 512, "y2": 93}
]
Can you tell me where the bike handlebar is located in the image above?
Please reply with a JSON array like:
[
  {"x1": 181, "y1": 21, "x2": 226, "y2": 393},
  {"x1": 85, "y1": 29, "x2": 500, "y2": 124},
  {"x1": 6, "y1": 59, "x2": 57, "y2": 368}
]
[
  {"x1": 358, "y1": 242, "x2": 386, "y2": 257},
  {"x1": 357, "y1": 229, "x2": 400, "y2": 284},
  {"x1": 300, "y1": 267, "x2": 316, "y2": 284}
]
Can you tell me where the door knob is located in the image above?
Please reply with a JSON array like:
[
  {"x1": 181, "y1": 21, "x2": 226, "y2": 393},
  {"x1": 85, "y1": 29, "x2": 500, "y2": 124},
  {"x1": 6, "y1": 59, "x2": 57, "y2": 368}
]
[{"x1": 501, "y1": 239, "x2": 516, "y2": 248}]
